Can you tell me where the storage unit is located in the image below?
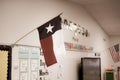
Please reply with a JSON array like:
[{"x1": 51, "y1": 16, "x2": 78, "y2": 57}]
[
  {"x1": 105, "y1": 71, "x2": 114, "y2": 80},
  {"x1": 80, "y1": 57, "x2": 101, "y2": 80}
]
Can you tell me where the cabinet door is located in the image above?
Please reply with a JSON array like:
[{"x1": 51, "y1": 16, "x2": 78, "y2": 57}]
[
  {"x1": 81, "y1": 58, "x2": 101, "y2": 80},
  {"x1": 105, "y1": 71, "x2": 114, "y2": 80}
]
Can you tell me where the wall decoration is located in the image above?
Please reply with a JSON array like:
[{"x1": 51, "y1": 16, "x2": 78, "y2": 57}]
[
  {"x1": 64, "y1": 42, "x2": 93, "y2": 52},
  {"x1": 0, "y1": 45, "x2": 12, "y2": 80},
  {"x1": 40, "y1": 60, "x2": 45, "y2": 67},
  {"x1": 62, "y1": 19, "x2": 89, "y2": 37},
  {"x1": 12, "y1": 61, "x2": 19, "y2": 80},
  {"x1": 19, "y1": 52, "x2": 29, "y2": 59},
  {"x1": 31, "y1": 59, "x2": 38, "y2": 71},
  {"x1": 20, "y1": 72, "x2": 28, "y2": 80},
  {"x1": 72, "y1": 36, "x2": 79, "y2": 42},
  {"x1": 0, "y1": 50, "x2": 8, "y2": 80},
  {"x1": 12, "y1": 45, "x2": 42, "y2": 80},
  {"x1": 20, "y1": 59, "x2": 28, "y2": 72},
  {"x1": 31, "y1": 72, "x2": 38, "y2": 80},
  {"x1": 39, "y1": 48, "x2": 49, "y2": 80}
]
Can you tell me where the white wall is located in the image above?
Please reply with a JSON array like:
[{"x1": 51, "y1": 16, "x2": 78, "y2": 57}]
[
  {"x1": 110, "y1": 36, "x2": 120, "y2": 45},
  {"x1": 0, "y1": 0, "x2": 114, "y2": 80}
]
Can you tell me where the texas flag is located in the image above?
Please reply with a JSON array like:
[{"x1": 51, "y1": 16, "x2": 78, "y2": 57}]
[{"x1": 37, "y1": 16, "x2": 61, "y2": 67}]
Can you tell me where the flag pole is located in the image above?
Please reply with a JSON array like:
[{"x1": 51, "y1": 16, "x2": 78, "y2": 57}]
[
  {"x1": 12, "y1": 28, "x2": 37, "y2": 47},
  {"x1": 12, "y1": 13, "x2": 63, "y2": 47}
]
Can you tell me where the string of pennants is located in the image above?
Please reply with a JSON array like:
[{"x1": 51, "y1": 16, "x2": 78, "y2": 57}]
[{"x1": 62, "y1": 19, "x2": 89, "y2": 37}]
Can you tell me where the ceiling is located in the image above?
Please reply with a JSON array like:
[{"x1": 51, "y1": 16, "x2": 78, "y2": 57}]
[{"x1": 67, "y1": 0, "x2": 120, "y2": 36}]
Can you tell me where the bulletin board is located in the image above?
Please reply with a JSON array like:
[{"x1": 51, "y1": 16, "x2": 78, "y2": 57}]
[
  {"x1": 12, "y1": 45, "x2": 49, "y2": 80},
  {"x1": 12, "y1": 45, "x2": 63, "y2": 80},
  {"x1": 0, "y1": 45, "x2": 12, "y2": 80}
]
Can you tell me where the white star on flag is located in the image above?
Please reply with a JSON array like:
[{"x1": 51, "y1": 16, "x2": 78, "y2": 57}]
[{"x1": 46, "y1": 24, "x2": 54, "y2": 33}]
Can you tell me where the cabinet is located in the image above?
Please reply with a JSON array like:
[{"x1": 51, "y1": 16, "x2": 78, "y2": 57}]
[
  {"x1": 80, "y1": 57, "x2": 101, "y2": 80},
  {"x1": 105, "y1": 71, "x2": 114, "y2": 80}
]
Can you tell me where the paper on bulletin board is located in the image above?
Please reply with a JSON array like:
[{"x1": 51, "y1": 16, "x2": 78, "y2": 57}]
[
  {"x1": 18, "y1": 46, "x2": 29, "y2": 58},
  {"x1": 19, "y1": 52, "x2": 29, "y2": 59},
  {"x1": 20, "y1": 72, "x2": 28, "y2": 80},
  {"x1": 30, "y1": 52, "x2": 39, "y2": 59},
  {"x1": 20, "y1": 59, "x2": 28, "y2": 72},
  {"x1": 31, "y1": 72, "x2": 38, "y2": 80},
  {"x1": 12, "y1": 61, "x2": 19, "y2": 80},
  {"x1": 31, "y1": 59, "x2": 38, "y2": 71}
]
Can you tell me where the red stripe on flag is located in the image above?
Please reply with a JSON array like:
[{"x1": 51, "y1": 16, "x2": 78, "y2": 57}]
[{"x1": 40, "y1": 36, "x2": 57, "y2": 67}]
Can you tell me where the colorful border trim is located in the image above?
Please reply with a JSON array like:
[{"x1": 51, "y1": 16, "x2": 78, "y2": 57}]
[{"x1": 64, "y1": 42, "x2": 93, "y2": 52}]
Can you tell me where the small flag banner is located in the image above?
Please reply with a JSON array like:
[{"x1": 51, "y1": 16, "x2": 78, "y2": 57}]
[
  {"x1": 109, "y1": 44, "x2": 119, "y2": 63},
  {"x1": 64, "y1": 42, "x2": 93, "y2": 52}
]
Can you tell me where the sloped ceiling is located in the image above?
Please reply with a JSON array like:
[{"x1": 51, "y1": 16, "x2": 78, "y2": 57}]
[{"x1": 67, "y1": 0, "x2": 120, "y2": 36}]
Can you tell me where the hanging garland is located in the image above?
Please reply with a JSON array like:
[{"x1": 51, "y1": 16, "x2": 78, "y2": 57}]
[{"x1": 62, "y1": 19, "x2": 89, "y2": 37}]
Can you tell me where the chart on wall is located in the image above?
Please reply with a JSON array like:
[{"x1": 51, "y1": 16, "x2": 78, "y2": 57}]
[
  {"x1": 12, "y1": 45, "x2": 49, "y2": 80},
  {"x1": 12, "y1": 45, "x2": 64, "y2": 80},
  {"x1": 12, "y1": 46, "x2": 38, "y2": 80}
]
